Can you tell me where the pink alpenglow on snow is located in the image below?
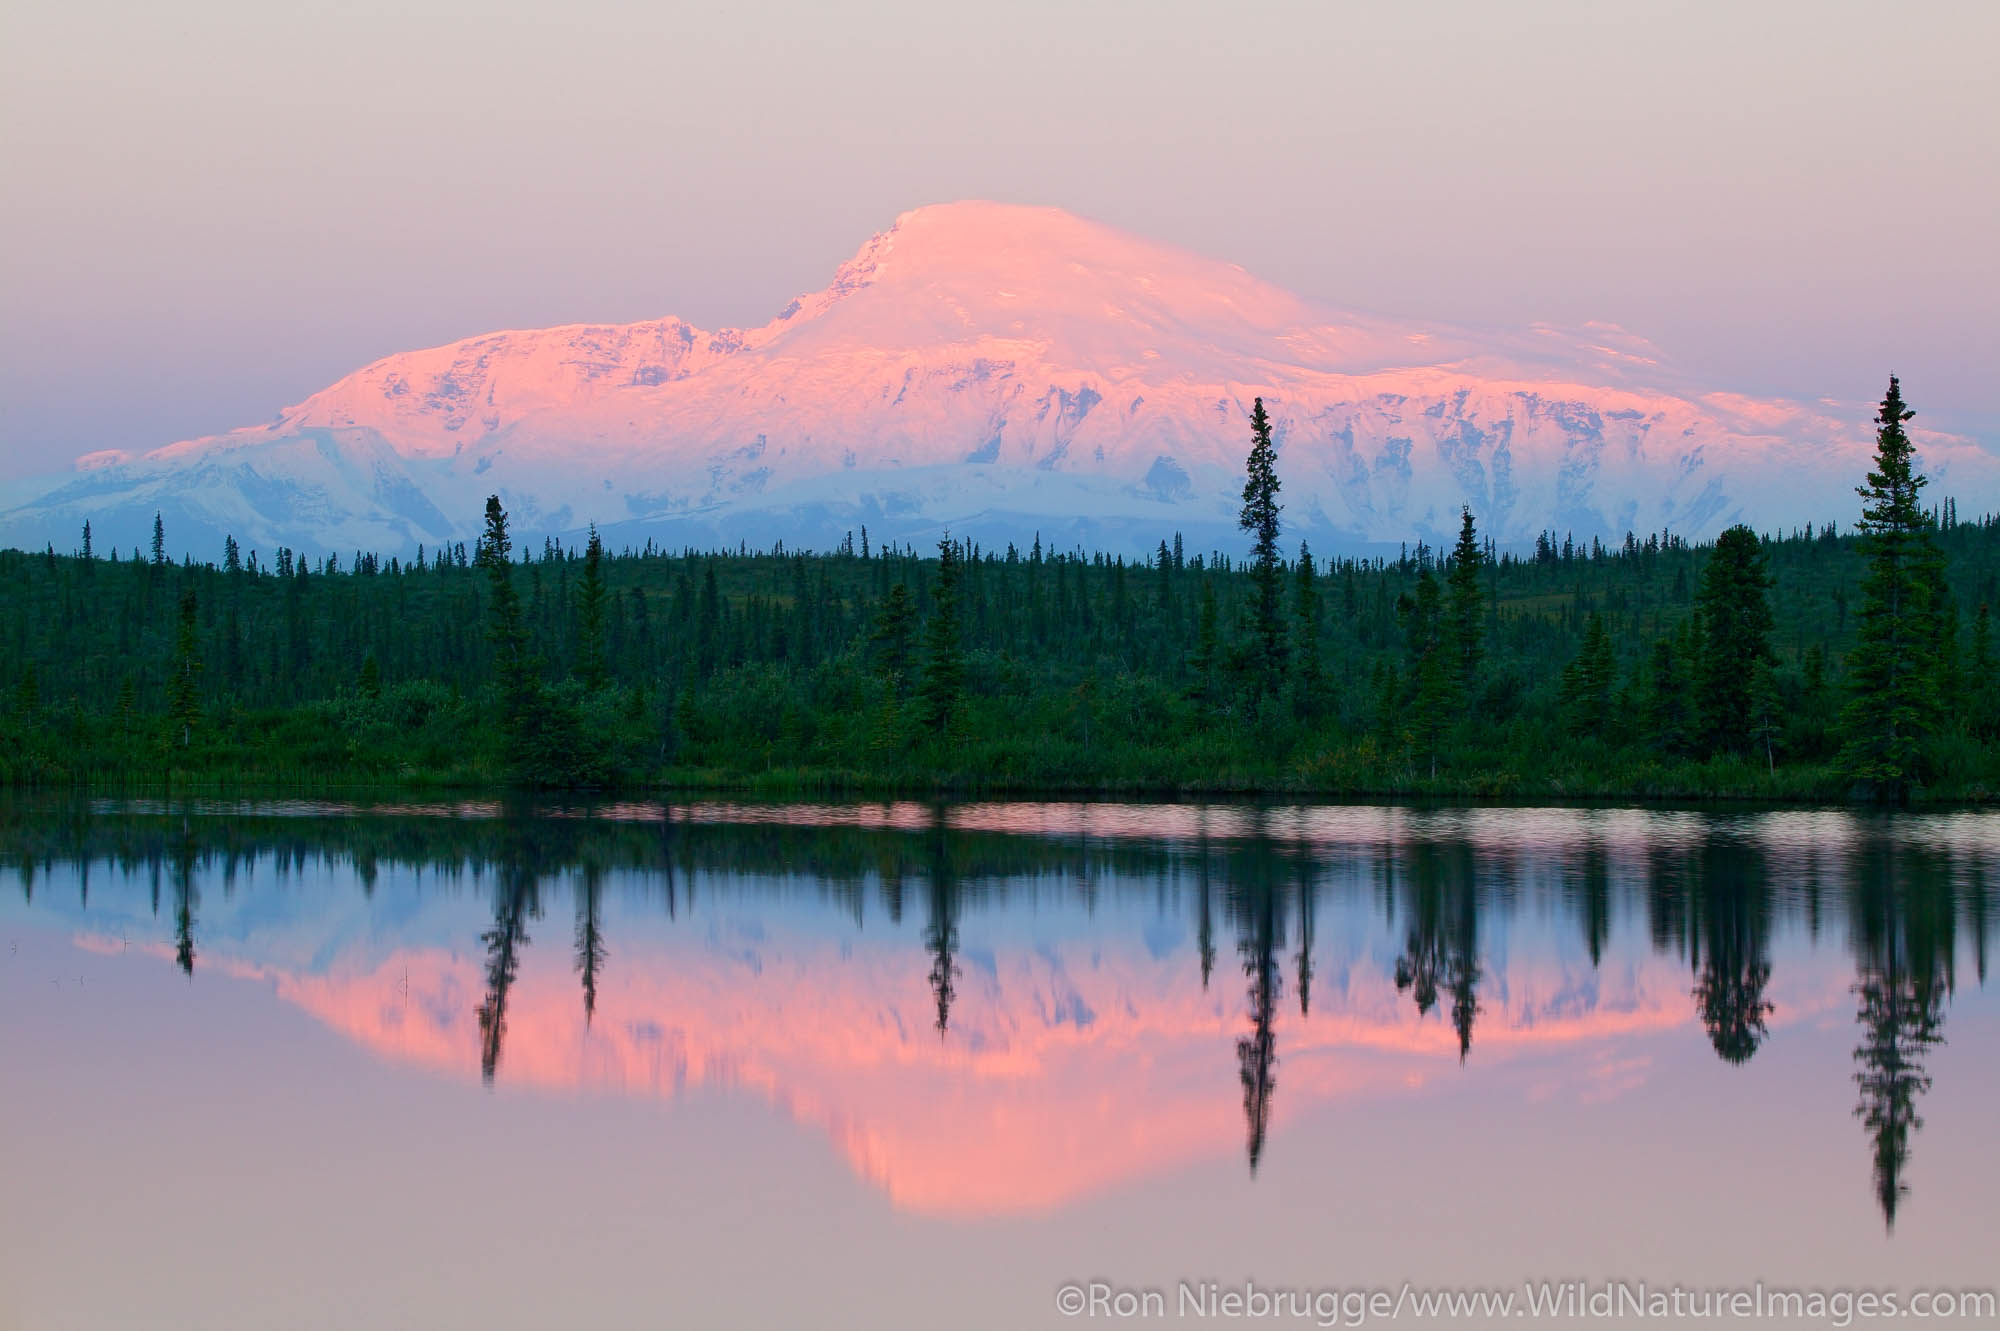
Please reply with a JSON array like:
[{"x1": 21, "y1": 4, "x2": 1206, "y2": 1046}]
[{"x1": 10, "y1": 202, "x2": 1995, "y2": 557}]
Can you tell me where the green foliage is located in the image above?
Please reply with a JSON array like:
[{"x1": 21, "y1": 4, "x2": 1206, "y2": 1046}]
[
  {"x1": 1695, "y1": 524, "x2": 1776, "y2": 755},
  {"x1": 1644, "y1": 629, "x2": 1696, "y2": 758},
  {"x1": 1292, "y1": 542, "x2": 1324, "y2": 716},
  {"x1": 1968, "y1": 603, "x2": 1997, "y2": 740},
  {"x1": 868, "y1": 582, "x2": 918, "y2": 698},
  {"x1": 166, "y1": 587, "x2": 202, "y2": 750},
  {"x1": 1446, "y1": 506, "x2": 1486, "y2": 698},
  {"x1": 1748, "y1": 658, "x2": 1781, "y2": 774},
  {"x1": 1395, "y1": 570, "x2": 1454, "y2": 776},
  {"x1": 1561, "y1": 613, "x2": 1616, "y2": 738},
  {"x1": 1193, "y1": 579, "x2": 1219, "y2": 701},
  {"x1": 915, "y1": 537, "x2": 966, "y2": 738}
]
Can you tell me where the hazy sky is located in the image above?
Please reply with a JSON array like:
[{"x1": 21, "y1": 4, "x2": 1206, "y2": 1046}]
[{"x1": 2, "y1": 0, "x2": 1995, "y2": 479}]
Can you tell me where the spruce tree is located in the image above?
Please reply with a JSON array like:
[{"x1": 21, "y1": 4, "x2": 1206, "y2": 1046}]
[
  {"x1": 1747, "y1": 658, "x2": 1781, "y2": 774},
  {"x1": 1694, "y1": 525, "x2": 1775, "y2": 755},
  {"x1": 1192, "y1": 579, "x2": 1219, "y2": 701},
  {"x1": 1970, "y1": 603, "x2": 1996, "y2": 739},
  {"x1": 166, "y1": 587, "x2": 201, "y2": 749},
  {"x1": 1396, "y1": 570, "x2": 1453, "y2": 776},
  {"x1": 868, "y1": 583, "x2": 918, "y2": 698},
  {"x1": 697, "y1": 562, "x2": 720, "y2": 676},
  {"x1": 114, "y1": 675, "x2": 137, "y2": 738},
  {"x1": 1561, "y1": 613, "x2": 1616, "y2": 737},
  {"x1": 1445, "y1": 506, "x2": 1486, "y2": 700},
  {"x1": 1292, "y1": 541, "x2": 1323, "y2": 714},
  {"x1": 1839, "y1": 377, "x2": 1945, "y2": 797},
  {"x1": 915, "y1": 537, "x2": 966, "y2": 736},
  {"x1": 577, "y1": 524, "x2": 608, "y2": 690},
  {"x1": 476, "y1": 495, "x2": 537, "y2": 767},
  {"x1": 1930, "y1": 572, "x2": 1960, "y2": 723},
  {"x1": 1644, "y1": 632, "x2": 1695, "y2": 757},
  {"x1": 1238, "y1": 398, "x2": 1286, "y2": 697}
]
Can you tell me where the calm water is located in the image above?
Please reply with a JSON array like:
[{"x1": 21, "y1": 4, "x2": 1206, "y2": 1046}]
[{"x1": 2, "y1": 799, "x2": 1997, "y2": 1330}]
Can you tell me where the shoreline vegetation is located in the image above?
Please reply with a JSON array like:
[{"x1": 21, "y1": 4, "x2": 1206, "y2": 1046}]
[{"x1": 5, "y1": 379, "x2": 1996, "y2": 806}]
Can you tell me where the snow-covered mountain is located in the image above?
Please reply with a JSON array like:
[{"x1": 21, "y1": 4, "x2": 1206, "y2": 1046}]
[{"x1": 6, "y1": 201, "x2": 1994, "y2": 559}]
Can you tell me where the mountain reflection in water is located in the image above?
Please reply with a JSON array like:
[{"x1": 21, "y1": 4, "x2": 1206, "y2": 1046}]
[{"x1": 4, "y1": 799, "x2": 1994, "y2": 1229}]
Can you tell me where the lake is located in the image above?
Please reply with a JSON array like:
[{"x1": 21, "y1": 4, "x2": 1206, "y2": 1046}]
[{"x1": 2, "y1": 798, "x2": 1996, "y2": 1329}]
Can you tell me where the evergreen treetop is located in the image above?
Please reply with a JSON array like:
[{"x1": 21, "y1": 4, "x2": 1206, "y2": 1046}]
[
  {"x1": 1238, "y1": 398, "x2": 1286, "y2": 697},
  {"x1": 1839, "y1": 377, "x2": 1945, "y2": 797}
]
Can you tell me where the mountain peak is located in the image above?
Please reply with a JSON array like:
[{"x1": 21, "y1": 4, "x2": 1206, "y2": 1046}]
[
  {"x1": 883, "y1": 200, "x2": 1159, "y2": 260},
  {"x1": 885, "y1": 200, "x2": 1173, "y2": 258},
  {"x1": 756, "y1": 200, "x2": 1333, "y2": 367},
  {"x1": 774, "y1": 201, "x2": 1116, "y2": 318}
]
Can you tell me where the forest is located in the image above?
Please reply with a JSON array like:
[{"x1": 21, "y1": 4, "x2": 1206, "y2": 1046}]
[{"x1": 2, "y1": 379, "x2": 1995, "y2": 800}]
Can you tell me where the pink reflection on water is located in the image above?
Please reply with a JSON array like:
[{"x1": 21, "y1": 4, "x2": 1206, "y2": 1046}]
[{"x1": 72, "y1": 922, "x2": 1852, "y2": 1217}]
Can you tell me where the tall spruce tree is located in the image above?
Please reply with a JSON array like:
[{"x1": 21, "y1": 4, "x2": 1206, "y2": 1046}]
[
  {"x1": 1839, "y1": 377, "x2": 1945, "y2": 797},
  {"x1": 1694, "y1": 525, "x2": 1776, "y2": 755},
  {"x1": 1292, "y1": 542, "x2": 1323, "y2": 714},
  {"x1": 576, "y1": 524, "x2": 608, "y2": 690},
  {"x1": 476, "y1": 495, "x2": 537, "y2": 766},
  {"x1": 1238, "y1": 398, "x2": 1286, "y2": 697},
  {"x1": 915, "y1": 537, "x2": 966, "y2": 736},
  {"x1": 1445, "y1": 506, "x2": 1486, "y2": 701}
]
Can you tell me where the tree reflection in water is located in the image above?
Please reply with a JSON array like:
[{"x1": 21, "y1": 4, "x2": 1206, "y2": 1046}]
[{"x1": 2, "y1": 797, "x2": 1994, "y2": 1225}]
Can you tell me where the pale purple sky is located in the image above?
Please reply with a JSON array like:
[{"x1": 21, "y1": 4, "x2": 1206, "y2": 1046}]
[{"x1": 2, "y1": 0, "x2": 1995, "y2": 479}]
